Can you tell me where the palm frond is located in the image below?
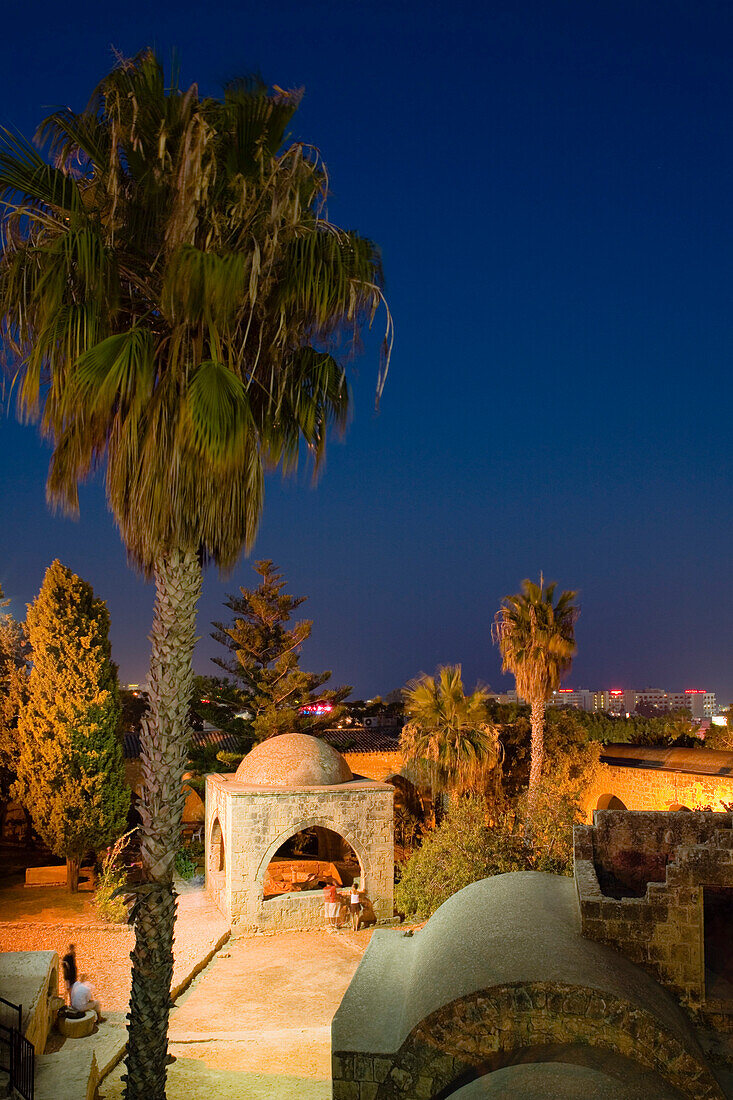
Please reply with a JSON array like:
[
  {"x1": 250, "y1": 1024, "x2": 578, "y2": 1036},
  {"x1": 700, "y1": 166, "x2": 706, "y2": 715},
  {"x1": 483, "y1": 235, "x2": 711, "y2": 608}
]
[{"x1": 0, "y1": 128, "x2": 81, "y2": 213}]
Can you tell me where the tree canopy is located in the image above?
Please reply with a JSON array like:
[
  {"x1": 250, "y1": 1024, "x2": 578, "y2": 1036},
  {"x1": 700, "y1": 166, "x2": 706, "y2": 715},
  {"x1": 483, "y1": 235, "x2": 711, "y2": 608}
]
[
  {"x1": 0, "y1": 582, "x2": 30, "y2": 809},
  {"x1": 208, "y1": 559, "x2": 350, "y2": 741},
  {"x1": 14, "y1": 561, "x2": 129, "y2": 889},
  {"x1": 493, "y1": 576, "x2": 579, "y2": 811},
  {"x1": 401, "y1": 665, "x2": 501, "y2": 801}
]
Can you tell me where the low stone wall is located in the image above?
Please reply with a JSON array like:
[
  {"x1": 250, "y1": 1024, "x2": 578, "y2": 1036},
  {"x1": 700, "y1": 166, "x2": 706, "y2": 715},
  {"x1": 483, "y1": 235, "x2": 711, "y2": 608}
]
[
  {"x1": 0, "y1": 950, "x2": 58, "y2": 1056},
  {"x1": 256, "y1": 890, "x2": 327, "y2": 931},
  {"x1": 333, "y1": 980, "x2": 723, "y2": 1099},
  {"x1": 575, "y1": 811, "x2": 733, "y2": 1014}
]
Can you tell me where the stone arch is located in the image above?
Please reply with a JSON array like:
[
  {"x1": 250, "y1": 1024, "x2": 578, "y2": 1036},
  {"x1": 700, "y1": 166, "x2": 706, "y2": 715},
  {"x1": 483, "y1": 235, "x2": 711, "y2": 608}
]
[
  {"x1": 367, "y1": 983, "x2": 719, "y2": 1100},
  {"x1": 255, "y1": 817, "x2": 370, "y2": 902},
  {"x1": 596, "y1": 793, "x2": 627, "y2": 811},
  {"x1": 209, "y1": 816, "x2": 225, "y2": 874}
]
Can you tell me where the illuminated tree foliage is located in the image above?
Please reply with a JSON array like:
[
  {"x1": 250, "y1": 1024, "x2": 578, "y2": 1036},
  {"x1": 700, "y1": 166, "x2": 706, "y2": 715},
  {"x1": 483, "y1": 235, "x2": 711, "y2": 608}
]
[
  {"x1": 400, "y1": 665, "x2": 501, "y2": 804},
  {"x1": 14, "y1": 561, "x2": 128, "y2": 890},
  {"x1": 0, "y1": 582, "x2": 30, "y2": 810},
  {"x1": 209, "y1": 559, "x2": 350, "y2": 741}
]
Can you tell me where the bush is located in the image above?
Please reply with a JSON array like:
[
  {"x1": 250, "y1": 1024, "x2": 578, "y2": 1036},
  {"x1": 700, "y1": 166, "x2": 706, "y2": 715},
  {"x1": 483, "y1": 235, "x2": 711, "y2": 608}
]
[
  {"x1": 175, "y1": 847, "x2": 197, "y2": 879},
  {"x1": 94, "y1": 830, "x2": 134, "y2": 923},
  {"x1": 395, "y1": 798, "x2": 527, "y2": 919},
  {"x1": 395, "y1": 748, "x2": 596, "y2": 920}
]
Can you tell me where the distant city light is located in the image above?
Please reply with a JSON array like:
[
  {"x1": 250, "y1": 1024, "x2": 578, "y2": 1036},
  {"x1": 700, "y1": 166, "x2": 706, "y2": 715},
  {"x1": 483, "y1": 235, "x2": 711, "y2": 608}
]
[
  {"x1": 684, "y1": 689, "x2": 706, "y2": 694},
  {"x1": 299, "y1": 702, "x2": 334, "y2": 716},
  {"x1": 558, "y1": 688, "x2": 573, "y2": 694},
  {"x1": 609, "y1": 690, "x2": 623, "y2": 696}
]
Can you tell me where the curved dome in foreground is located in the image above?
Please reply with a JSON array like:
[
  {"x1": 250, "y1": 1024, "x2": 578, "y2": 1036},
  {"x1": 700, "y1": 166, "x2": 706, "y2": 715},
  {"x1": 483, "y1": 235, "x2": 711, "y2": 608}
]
[{"x1": 234, "y1": 732, "x2": 353, "y2": 787}]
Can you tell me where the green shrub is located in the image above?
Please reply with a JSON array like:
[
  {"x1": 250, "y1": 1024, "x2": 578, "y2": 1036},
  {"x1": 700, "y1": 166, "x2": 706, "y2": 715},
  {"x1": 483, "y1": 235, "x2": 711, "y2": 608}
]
[
  {"x1": 395, "y1": 762, "x2": 592, "y2": 920},
  {"x1": 186, "y1": 838, "x2": 205, "y2": 863},
  {"x1": 175, "y1": 847, "x2": 197, "y2": 879},
  {"x1": 395, "y1": 798, "x2": 526, "y2": 919}
]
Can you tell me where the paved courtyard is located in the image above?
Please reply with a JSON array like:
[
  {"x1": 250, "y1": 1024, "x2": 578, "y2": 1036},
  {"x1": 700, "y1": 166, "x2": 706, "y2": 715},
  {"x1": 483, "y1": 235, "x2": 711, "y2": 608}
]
[{"x1": 100, "y1": 928, "x2": 373, "y2": 1100}]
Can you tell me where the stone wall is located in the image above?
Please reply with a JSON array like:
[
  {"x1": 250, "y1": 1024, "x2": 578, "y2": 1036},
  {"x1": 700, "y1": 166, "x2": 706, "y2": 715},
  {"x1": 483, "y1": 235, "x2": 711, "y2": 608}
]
[
  {"x1": 574, "y1": 811, "x2": 733, "y2": 1015},
  {"x1": 205, "y1": 776, "x2": 394, "y2": 929},
  {"x1": 333, "y1": 980, "x2": 724, "y2": 1099},
  {"x1": 0, "y1": 950, "x2": 59, "y2": 1056},
  {"x1": 584, "y1": 763, "x2": 733, "y2": 818},
  {"x1": 342, "y1": 752, "x2": 403, "y2": 782}
]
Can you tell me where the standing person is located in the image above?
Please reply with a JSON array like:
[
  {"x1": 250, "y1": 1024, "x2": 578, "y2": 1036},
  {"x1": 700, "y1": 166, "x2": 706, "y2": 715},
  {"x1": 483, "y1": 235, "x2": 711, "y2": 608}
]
[
  {"x1": 349, "y1": 880, "x2": 362, "y2": 932},
  {"x1": 61, "y1": 944, "x2": 77, "y2": 1004},
  {"x1": 323, "y1": 881, "x2": 339, "y2": 930}
]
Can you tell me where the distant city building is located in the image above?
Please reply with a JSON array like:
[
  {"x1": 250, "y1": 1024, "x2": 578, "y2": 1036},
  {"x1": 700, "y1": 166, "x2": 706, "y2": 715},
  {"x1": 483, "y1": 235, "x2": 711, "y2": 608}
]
[{"x1": 545, "y1": 685, "x2": 717, "y2": 719}]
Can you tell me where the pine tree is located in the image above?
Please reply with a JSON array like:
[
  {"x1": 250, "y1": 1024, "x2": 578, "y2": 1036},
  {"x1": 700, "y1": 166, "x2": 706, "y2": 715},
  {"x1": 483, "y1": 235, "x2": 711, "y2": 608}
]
[
  {"x1": 210, "y1": 560, "x2": 350, "y2": 740},
  {"x1": 15, "y1": 561, "x2": 129, "y2": 890}
]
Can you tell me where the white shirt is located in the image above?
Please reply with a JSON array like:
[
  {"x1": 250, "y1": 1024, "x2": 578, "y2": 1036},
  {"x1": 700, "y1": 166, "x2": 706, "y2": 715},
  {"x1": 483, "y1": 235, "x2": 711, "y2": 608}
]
[{"x1": 70, "y1": 981, "x2": 92, "y2": 1010}]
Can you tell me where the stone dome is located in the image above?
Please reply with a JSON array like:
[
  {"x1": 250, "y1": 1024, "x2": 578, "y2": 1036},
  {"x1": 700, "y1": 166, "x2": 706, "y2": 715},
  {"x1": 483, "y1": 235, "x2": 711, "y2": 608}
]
[{"x1": 234, "y1": 732, "x2": 353, "y2": 787}]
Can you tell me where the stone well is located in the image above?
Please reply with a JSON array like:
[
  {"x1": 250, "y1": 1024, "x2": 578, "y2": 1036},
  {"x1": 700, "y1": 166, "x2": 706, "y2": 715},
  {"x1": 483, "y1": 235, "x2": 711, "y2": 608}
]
[{"x1": 205, "y1": 733, "x2": 394, "y2": 930}]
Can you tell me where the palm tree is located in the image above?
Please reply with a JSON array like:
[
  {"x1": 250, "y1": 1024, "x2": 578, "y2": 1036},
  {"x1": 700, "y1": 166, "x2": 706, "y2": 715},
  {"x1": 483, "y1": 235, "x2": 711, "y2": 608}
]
[
  {"x1": 401, "y1": 665, "x2": 501, "y2": 809},
  {"x1": 0, "y1": 51, "x2": 391, "y2": 1099},
  {"x1": 492, "y1": 576, "x2": 579, "y2": 815}
]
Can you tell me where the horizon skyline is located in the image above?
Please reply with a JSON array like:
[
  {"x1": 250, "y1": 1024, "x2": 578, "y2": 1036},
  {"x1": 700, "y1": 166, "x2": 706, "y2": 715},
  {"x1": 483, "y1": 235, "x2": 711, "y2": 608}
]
[{"x1": 1, "y1": 1, "x2": 732, "y2": 703}]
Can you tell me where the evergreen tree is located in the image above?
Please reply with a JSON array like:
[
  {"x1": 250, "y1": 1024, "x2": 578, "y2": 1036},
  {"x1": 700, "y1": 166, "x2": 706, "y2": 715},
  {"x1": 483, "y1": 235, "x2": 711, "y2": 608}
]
[
  {"x1": 0, "y1": 583, "x2": 30, "y2": 811},
  {"x1": 15, "y1": 561, "x2": 129, "y2": 890},
  {"x1": 211, "y1": 560, "x2": 350, "y2": 740}
]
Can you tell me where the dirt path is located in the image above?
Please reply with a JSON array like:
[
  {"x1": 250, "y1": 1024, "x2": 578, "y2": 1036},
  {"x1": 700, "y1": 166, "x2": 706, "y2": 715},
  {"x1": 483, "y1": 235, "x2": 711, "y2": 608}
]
[{"x1": 100, "y1": 927, "x2": 372, "y2": 1100}]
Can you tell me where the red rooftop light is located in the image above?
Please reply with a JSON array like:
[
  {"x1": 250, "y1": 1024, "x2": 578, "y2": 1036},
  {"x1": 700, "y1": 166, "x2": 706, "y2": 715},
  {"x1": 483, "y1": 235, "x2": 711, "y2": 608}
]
[{"x1": 684, "y1": 689, "x2": 706, "y2": 694}]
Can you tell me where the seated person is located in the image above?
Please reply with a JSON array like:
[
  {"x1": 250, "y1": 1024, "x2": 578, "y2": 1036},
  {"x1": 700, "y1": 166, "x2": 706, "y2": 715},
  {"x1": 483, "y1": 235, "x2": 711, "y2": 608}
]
[{"x1": 70, "y1": 976, "x2": 103, "y2": 1022}]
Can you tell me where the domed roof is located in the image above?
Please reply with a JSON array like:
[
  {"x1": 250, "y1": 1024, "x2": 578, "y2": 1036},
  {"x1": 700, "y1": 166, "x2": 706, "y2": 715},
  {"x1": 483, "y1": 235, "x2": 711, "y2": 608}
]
[{"x1": 234, "y1": 732, "x2": 353, "y2": 787}]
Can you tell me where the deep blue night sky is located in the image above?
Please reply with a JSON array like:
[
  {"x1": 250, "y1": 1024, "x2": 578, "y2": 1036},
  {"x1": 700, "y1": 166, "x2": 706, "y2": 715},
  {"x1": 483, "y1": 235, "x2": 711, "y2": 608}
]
[{"x1": 1, "y1": 1, "x2": 732, "y2": 702}]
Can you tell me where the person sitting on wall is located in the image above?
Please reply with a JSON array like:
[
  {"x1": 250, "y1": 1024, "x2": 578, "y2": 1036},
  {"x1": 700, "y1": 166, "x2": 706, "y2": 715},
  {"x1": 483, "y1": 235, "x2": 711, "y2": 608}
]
[
  {"x1": 61, "y1": 943, "x2": 77, "y2": 1004},
  {"x1": 70, "y1": 975, "x2": 104, "y2": 1023},
  {"x1": 357, "y1": 889, "x2": 377, "y2": 929}
]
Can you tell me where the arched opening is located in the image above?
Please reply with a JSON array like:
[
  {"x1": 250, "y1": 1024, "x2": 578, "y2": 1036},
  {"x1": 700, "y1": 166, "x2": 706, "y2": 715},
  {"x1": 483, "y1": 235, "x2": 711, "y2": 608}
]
[
  {"x1": 263, "y1": 826, "x2": 361, "y2": 899},
  {"x1": 596, "y1": 794, "x2": 627, "y2": 811},
  {"x1": 669, "y1": 803, "x2": 691, "y2": 812},
  {"x1": 209, "y1": 817, "x2": 225, "y2": 874}
]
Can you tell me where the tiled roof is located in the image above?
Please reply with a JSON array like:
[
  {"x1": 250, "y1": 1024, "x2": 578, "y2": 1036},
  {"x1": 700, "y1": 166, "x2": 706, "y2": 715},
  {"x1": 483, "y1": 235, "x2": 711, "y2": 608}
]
[
  {"x1": 322, "y1": 727, "x2": 402, "y2": 754},
  {"x1": 122, "y1": 729, "x2": 243, "y2": 760}
]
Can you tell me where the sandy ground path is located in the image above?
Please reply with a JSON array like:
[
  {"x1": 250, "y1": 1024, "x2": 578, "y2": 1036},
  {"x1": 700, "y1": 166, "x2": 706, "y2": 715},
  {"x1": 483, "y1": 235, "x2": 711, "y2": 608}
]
[{"x1": 100, "y1": 927, "x2": 371, "y2": 1100}]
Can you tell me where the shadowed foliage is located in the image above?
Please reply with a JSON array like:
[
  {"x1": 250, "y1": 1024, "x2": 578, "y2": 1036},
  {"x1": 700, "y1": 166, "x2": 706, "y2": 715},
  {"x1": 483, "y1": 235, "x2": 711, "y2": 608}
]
[{"x1": 0, "y1": 49, "x2": 390, "y2": 1099}]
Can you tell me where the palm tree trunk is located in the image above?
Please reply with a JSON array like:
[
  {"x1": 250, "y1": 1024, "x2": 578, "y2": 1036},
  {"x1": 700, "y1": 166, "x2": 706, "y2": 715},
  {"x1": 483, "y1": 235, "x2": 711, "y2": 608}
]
[
  {"x1": 527, "y1": 698, "x2": 546, "y2": 817},
  {"x1": 124, "y1": 548, "x2": 202, "y2": 1100}
]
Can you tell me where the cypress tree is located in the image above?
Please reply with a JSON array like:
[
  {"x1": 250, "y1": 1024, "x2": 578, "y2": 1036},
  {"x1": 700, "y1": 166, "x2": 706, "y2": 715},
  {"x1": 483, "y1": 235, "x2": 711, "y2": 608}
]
[
  {"x1": 0, "y1": 582, "x2": 30, "y2": 812},
  {"x1": 15, "y1": 561, "x2": 129, "y2": 890}
]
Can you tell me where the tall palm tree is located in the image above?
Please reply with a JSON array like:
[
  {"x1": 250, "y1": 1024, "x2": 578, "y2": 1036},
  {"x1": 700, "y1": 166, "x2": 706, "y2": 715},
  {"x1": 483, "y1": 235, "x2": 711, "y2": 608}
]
[
  {"x1": 492, "y1": 576, "x2": 579, "y2": 815},
  {"x1": 0, "y1": 51, "x2": 391, "y2": 1099},
  {"x1": 401, "y1": 665, "x2": 501, "y2": 807}
]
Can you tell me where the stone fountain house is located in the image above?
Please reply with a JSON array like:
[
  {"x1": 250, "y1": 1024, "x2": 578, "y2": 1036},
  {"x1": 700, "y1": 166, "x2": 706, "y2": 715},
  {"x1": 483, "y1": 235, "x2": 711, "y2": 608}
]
[{"x1": 205, "y1": 732, "x2": 394, "y2": 930}]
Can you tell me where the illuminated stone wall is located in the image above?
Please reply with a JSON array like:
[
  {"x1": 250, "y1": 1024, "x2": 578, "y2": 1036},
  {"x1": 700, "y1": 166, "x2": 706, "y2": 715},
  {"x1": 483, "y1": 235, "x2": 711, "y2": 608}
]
[
  {"x1": 205, "y1": 774, "x2": 394, "y2": 930},
  {"x1": 584, "y1": 763, "x2": 733, "y2": 817}
]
